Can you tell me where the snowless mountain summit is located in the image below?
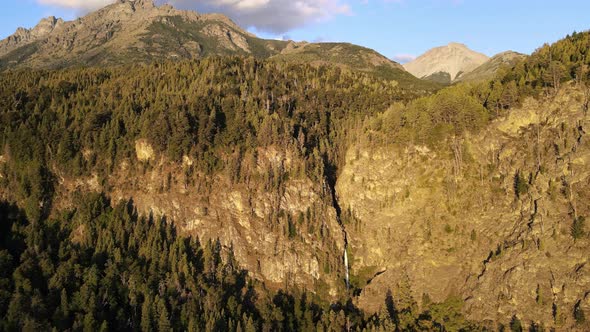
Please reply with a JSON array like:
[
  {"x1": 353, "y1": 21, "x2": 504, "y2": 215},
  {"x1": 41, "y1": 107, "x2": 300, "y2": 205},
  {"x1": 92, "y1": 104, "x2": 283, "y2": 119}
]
[{"x1": 404, "y1": 42, "x2": 489, "y2": 83}]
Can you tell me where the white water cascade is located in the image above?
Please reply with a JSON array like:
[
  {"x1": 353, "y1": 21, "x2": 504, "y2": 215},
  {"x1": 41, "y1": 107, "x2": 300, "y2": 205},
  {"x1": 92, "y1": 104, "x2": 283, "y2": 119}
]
[{"x1": 344, "y1": 247, "x2": 350, "y2": 290}]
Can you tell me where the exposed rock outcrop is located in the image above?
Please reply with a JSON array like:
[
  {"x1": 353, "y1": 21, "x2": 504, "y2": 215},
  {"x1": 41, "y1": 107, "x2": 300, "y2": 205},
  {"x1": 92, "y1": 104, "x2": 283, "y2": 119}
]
[
  {"x1": 337, "y1": 86, "x2": 590, "y2": 329},
  {"x1": 0, "y1": 16, "x2": 64, "y2": 57},
  {"x1": 54, "y1": 145, "x2": 346, "y2": 297}
]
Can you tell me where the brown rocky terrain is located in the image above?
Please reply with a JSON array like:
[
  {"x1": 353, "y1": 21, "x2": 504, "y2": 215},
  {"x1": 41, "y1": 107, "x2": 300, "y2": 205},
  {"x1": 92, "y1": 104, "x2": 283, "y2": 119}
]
[
  {"x1": 0, "y1": 16, "x2": 64, "y2": 57},
  {"x1": 51, "y1": 142, "x2": 348, "y2": 299},
  {"x1": 337, "y1": 84, "x2": 590, "y2": 330}
]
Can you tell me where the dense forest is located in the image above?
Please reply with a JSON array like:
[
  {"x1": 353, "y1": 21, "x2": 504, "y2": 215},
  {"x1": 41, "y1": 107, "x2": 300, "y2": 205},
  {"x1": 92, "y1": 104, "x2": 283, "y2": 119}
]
[
  {"x1": 0, "y1": 57, "x2": 408, "y2": 223},
  {"x1": 0, "y1": 30, "x2": 589, "y2": 331}
]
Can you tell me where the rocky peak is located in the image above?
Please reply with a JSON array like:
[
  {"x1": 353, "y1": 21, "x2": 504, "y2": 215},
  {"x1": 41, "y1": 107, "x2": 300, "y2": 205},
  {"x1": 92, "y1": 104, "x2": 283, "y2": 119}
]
[
  {"x1": 403, "y1": 42, "x2": 489, "y2": 83},
  {"x1": 31, "y1": 16, "x2": 64, "y2": 38},
  {"x1": 0, "y1": 15, "x2": 64, "y2": 57},
  {"x1": 12, "y1": 27, "x2": 29, "y2": 39}
]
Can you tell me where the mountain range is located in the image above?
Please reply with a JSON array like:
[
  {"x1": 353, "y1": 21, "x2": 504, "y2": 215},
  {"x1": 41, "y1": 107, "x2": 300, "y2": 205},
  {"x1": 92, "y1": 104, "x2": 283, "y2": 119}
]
[
  {"x1": 0, "y1": 0, "x2": 439, "y2": 91},
  {"x1": 0, "y1": 0, "x2": 524, "y2": 89},
  {"x1": 0, "y1": 1, "x2": 527, "y2": 88}
]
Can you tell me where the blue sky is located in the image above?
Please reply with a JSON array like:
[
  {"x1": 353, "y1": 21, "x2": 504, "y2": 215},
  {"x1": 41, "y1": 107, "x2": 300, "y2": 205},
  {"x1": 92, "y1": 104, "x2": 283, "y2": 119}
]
[{"x1": 1, "y1": 0, "x2": 589, "y2": 63}]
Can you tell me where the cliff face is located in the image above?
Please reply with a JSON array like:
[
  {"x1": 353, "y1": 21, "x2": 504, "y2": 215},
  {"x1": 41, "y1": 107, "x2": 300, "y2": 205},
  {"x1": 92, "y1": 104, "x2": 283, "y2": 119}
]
[
  {"x1": 336, "y1": 85, "x2": 590, "y2": 329},
  {"x1": 54, "y1": 144, "x2": 347, "y2": 297}
]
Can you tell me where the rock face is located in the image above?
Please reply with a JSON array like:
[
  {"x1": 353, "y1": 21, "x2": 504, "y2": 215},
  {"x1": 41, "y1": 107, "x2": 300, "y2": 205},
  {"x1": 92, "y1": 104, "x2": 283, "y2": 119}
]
[
  {"x1": 0, "y1": 16, "x2": 64, "y2": 57},
  {"x1": 336, "y1": 86, "x2": 590, "y2": 330},
  {"x1": 456, "y1": 51, "x2": 527, "y2": 82},
  {"x1": 54, "y1": 144, "x2": 347, "y2": 298},
  {"x1": 135, "y1": 139, "x2": 155, "y2": 161},
  {"x1": 404, "y1": 42, "x2": 489, "y2": 83}
]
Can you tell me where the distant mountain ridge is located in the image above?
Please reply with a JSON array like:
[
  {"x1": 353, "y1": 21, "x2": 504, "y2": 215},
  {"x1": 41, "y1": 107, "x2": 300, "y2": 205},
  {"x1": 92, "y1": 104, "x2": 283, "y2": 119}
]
[
  {"x1": 455, "y1": 51, "x2": 527, "y2": 82},
  {"x1": 271, "y1": 42, "x2": 440, "y2": 90},
  {"x1": 0, "y1": 0, "x2": 435, "y2": 90},
  {"x1": 404, "y1": 42, "x2": 489, "y2": 83}
]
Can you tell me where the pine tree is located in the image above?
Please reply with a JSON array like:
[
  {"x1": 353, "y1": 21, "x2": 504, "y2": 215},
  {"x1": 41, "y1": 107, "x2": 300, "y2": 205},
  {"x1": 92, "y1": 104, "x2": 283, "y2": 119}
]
[
  {"x1": 157, "y1": 299, "x2": 172, "y2": 332},
  {"x1": 141, "y1": 296, "x2": 153, "y2": 332},
  {"x1": 82, "y1": 313, "x2": 97, "y2": 332},
  {"x1": 99, "y1": 320, "x2": 109, "y2": 332}
]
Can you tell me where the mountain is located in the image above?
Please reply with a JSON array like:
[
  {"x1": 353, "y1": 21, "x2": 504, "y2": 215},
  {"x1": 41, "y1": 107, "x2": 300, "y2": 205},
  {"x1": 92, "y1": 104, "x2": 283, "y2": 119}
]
[
  {"x1": 456, "y1": 50, "x2": 527, "y2": 82},
  {"x1": 404, "y1": 42, "x2": 489, "y2": 84},
  {"x1": 0, "y1": 0, "x2": 287, "y2": 69},
  {"x1": 0, "y1": 0, "x2": 435, "y2": 91}
]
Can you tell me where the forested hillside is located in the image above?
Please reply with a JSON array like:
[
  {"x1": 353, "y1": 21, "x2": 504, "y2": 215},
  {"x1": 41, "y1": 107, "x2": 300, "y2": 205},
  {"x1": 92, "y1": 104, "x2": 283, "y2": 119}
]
[
  {"x1": 0, "y1": 58, "x2": 479, "y2": 330},
  {"x1": 0, "y1": 58, "x2": 407, "y2": 222},
  {"x1": 0, "y1": 58, "x2": 419, "y2": 331},
  {"x1": 1, "y1": 25, "x2": 590, "y2": 331}
]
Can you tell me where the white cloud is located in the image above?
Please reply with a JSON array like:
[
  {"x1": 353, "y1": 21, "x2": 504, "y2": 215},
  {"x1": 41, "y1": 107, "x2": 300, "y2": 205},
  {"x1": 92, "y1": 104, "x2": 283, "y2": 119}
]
[
  {"x1": 37, "y1": 0, "x2": 115, "y2": 11},
  {"x1": 36, "y1": 0, "x2": 352, "y2": 34},
  {"x1": 391, "y1": 53, "x2": 415, "y2": 63},
  {"x1": 169, "y1": 0, "x2": 352, "y2": 34}
]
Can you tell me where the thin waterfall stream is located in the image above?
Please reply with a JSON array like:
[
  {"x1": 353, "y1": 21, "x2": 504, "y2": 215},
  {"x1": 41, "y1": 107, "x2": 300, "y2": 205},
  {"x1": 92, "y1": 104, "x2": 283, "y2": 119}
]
[
  {"x1": 325, "y1": 162, "x2": 350, "y2": 291},
  {"x1": 344, "y1": 246, "x2": 350, "y2": 290}
]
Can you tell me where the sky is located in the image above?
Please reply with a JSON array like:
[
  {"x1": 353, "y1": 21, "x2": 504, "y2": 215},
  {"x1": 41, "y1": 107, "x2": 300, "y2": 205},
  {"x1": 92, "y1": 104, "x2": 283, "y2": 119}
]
[{"x1": 1, "y1": 0, "x2": 589, "y2": 63}]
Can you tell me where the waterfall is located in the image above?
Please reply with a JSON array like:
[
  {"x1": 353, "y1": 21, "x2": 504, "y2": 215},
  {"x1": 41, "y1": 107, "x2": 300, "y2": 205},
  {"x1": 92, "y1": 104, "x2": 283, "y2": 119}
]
[{"x1": 344, "y1": 247, "x2": 350, "y2": 290}]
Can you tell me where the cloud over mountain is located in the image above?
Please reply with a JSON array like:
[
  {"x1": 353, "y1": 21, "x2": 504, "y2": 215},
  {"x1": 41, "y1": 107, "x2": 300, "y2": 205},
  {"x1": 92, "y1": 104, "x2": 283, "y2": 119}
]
[
  {"x1": 391, "y1": 53, "x2": 416, "y2": 64},
  {"x1": 36, "y1": 0, "x2": 352, "y2": 34},
  {"x1": 37, "y1": 0, "x2": 112, "y2": 11},
  {"x1": 172, "y1": 0, "x2": 351, "y2": 34}
]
